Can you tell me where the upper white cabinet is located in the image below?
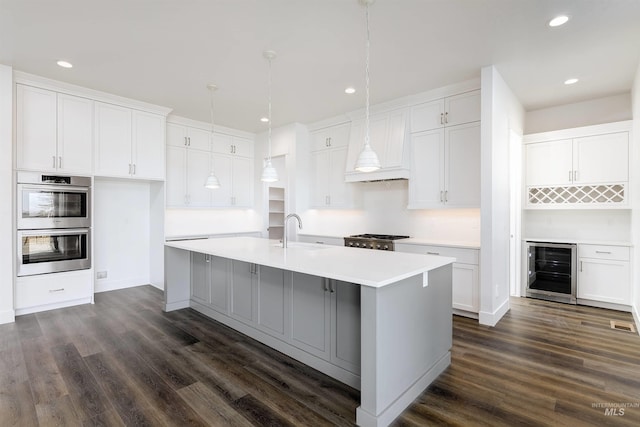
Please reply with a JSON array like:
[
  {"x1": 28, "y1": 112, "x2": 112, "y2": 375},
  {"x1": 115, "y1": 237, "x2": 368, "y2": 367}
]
[
  {"x1": 410, "y1": 90, "x2": 481, "y2": 133},
  {"x1": 524, "y1": 122, "x2": 631, "y2": 208},
  {"x1": 409, "y1": 121, "x2": 481, "y2": 208},
  {"x1": 344, "y1": 108, "x2": 411, "y2": 182},
  {"x1": 211, "y1": 134, "x2": 254, "y2": 208},
  {"x1": 310, "y1": 123, "x2": 355, "y2": 208},
  {"x1": 16, "y1": 85, "x2": 93, "y2": 174},
  {"x1": 95, "y1": 102, "x2": 165, "y2": 180},
  {"x1": 167, "y1": 122, "x2": 210, "y2": 151}
]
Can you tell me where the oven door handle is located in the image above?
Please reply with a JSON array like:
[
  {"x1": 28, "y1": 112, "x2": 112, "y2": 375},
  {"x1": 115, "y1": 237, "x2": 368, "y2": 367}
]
[
  {"x1": 18, "y1": 228, "x2": 90, "y2": 237},
  {"x1": 19, "y1": 184, "x2": 90, "y2": 193}
]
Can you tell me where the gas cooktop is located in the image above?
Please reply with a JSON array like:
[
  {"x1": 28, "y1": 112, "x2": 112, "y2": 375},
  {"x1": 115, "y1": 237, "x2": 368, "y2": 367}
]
[{"x1": 343, "y1": 234, "x2": 410, "y2": 251}]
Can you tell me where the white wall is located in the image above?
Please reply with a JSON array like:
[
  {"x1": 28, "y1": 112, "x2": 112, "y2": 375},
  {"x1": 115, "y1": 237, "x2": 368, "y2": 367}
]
[
  {"x1": 0, "y1": 65, "x2": 14, "y2": 324},
  {"x1": 480, "y1": 66, "x2": 525, "y2": 326},
  {"x1": 631, "y1": 62, "x2": 640, "y2": 327},
  {"x1": 525, "y1": 93, "x2": 632, "y2": 134},
  {"x1": 524, "y1": 210, "x2": 631, "y2": 242},
  {"x1": 94, "y1": 178, "x2": 152, "y2": 292}
]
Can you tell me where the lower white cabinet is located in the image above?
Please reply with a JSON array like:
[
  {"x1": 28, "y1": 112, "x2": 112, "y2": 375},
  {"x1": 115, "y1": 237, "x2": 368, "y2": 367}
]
[
  {"x1": 15, "y1": 269, "x2": 93, "y2": 315},
  {"x1": 189, "y1": 253, "x2": 361, "y2": 375},
  {"x1": 296, "y1": 235, "x2": 344, "y2": 246},
  {"x1": 577, "y1": 244, "x2": 631, "y2": 306},
  {"x1": 395, "y1": 243, "x2": 480, "y2": 315}
]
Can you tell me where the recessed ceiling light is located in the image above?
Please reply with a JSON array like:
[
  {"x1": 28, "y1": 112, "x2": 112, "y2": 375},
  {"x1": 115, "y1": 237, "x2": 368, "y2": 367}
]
[
  {"x1": 548, "y1": 15, "x2": 569, "y2": 27},
  {"x1": 260, "y1": 117, "x2": 269, "y2": 123},
  {"x1": 564, "y1": 78, "x2": 579, "y2": 85},
  {"x1": 345, "y1": 87, "x2": 356, "y2": 94},
  {"x1": 56, "y1": 60, "x2": 73, "y2": 68}
]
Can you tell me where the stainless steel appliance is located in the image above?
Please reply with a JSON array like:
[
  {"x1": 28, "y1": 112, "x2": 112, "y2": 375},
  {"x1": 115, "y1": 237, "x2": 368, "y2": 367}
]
[
  {"x1": 17, "y1": 172, "x2": 91, "y2": 229},
  {"x1": 17, "y1": 228, "x2": 91, "y2": 276},
  {"x1": 344, "y1": 234, "x2": 410, "y2": 251},
  {"x1": 526, "y1": 241, "x2": 577, "y2": 304}
]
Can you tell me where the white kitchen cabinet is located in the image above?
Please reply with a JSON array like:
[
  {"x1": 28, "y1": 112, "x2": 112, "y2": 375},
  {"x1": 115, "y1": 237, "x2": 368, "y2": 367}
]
[
  {"x1": 167, "y1": 146, "x2": 213, "y2": 207},
  {"x1": 577, "y1": 244, "x2": 631, "y2": 306},
  {"x1": 410, "y1": 90, "x2": 481, "y2": 133},
  {"x1": 296, "y1": 235, "x2": 344, "y2": 246},
  {"x1": 310, "y1": 123, "x2": 354, "y2": 208},
  {"x1": 290, "y1": 273, "x2": 361, "y2": 374},
  {"x1": 409, "y1": 121, "x2": 480, "y2": 208},
  {"x1": 191, "y1": 252, "x2": 211, "y2": 305},
  {"x1": 212, "y1": 134, "x2": 254, "y2": 158},
  {"x1": 16, "y1": 85, "x2": 93, "y2": 174},
  {"x1": 95, "y1": 102, "x2": 165, "y2": 180},
  {"x1": 190, "y1": 253, "x2": 229, "y2": 314},
  {"x1": 395, "y1": 243, "x2": 480, "y2": 315},
  {"x1": 167, "y1": 122, "x2": 210, "y2": 151},
  {"x1": 230, "y1": 260, "x2": 256, "y2": 324},
  {"x1": 210, "y1": 153, "x2": 253, "y2": 208},
  {"x1": 256, "y1": 265, "x2": 288, "y2": 338},
  {"x1": 15, "y1": 269, "x2": 93, "y2": 315},
  {"x1": 524, "y1": 123, "x2": 630, "y2": 208}
]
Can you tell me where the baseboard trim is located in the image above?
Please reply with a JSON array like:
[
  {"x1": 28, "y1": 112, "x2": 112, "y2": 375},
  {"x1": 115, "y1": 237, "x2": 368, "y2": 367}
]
[
  {"x1": 633, "y1": 304, "x2": 640, "y2": 336},
  {"x1": 95, "y1": 279, "x2": 150, "y2": 293},
  {"x1": 163, "y1": 300, "x2": 190, "y2": 312},
  {"x1": 479, "y1": 298, "x2": 510, "y2": 327},
  {"x1": 0, "y1": 309, "x2": 15, "y2": 324}
]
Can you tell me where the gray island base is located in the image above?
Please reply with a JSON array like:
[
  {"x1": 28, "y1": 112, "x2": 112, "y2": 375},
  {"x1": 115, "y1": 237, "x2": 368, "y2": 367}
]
[{"x1": 164, "y1": 237, "x2": 454, "y2": 426}]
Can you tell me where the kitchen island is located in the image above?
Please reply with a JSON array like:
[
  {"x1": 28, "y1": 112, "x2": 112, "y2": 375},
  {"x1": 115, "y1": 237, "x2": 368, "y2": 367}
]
[{"x1": 164, "y1": 237, "x2": 454, "y2": 427}]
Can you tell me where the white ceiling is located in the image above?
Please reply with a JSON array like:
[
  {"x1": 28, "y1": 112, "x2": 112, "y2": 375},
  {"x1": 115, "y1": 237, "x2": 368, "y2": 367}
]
[{"x1": 2, "y1": 0, "x2": 640, "y2": 133}]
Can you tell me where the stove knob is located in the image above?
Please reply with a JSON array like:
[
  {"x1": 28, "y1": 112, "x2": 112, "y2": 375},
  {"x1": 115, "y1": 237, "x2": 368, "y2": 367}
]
[
  {"x1": 376, "y1": 244, "x2": 381, "y2": 249},
  {"x1": 349, "y1": 242, "x2": 354, "y2": 246},
  {"x1": 355, "y1": 242, "x2": 360, "y2": 247},
  {"x1": 383, "y1": 244, "x2": 389, "y2": 250},
  {"x1": 370, "y1": 243, "x2": 374, "y2": 249}
]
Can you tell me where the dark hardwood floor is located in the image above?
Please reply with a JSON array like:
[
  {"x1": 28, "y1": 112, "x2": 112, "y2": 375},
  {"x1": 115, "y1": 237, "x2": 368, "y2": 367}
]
[{"x1": 1, "y1": 286, "x2": 639, "y2": 426}]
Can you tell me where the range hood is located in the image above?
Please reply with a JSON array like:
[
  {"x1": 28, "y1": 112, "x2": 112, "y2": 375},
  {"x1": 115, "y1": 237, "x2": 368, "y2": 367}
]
[{"x1": 344, "y1": 108, "x2": 411, "y2": 182}]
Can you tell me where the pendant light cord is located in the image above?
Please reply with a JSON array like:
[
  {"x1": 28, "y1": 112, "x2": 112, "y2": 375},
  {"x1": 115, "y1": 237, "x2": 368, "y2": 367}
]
[
  {"x1": 364, "y1": 2, "x2": 371, "y2": 148},
  {"x1": 209, "y1": 89, "x2": 215, "y2": 136},
  {"x1": 267, "y1": 56, "x2": 273, "y2": 162}
]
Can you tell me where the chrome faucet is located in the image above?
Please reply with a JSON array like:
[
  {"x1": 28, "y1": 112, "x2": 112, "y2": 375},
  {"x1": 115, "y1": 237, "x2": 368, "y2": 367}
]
[{"x1": 283, "y1": 213, "x2": 303, "y2": 248}]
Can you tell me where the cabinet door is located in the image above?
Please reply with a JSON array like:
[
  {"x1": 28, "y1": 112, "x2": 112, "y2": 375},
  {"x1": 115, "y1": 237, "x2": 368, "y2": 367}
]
[
  {"x1": 578, "y1": 259, "x2": 630, "y2": 305},
  {"x1": 188, "y1": 127, "x2": 211, "y2": 151},
  {"x1": 210, "y1": 256, "x2": 229, "y2": 313},
  {"x1": 210, "y1": 155, "x2": 233, "y2": 207},
  {"x1": 573, "y1": 132, "x2": 628, "y2": 184},
  {"x1": 445, "y1": 122, "x2": 480, "y2": 207},
  {"x1": 191, "y1": 252, "x2": 210, "y2": 304},
  {"x1": 385, "y1": 110, "x2": 407, "y2": 168},
  {"x1": 186, "y1": 149, "x2": 212, "y2": 207},
  {"x1": 57, "y1": 94, "x2": 93, "y2": 174},
  {"x1": 311, "y1": 128, "x2": 331, "y2": 152},
  {"x1": 444, "y1": 90, "x2": 481, "y2": 127},
  {"x1": 230, "y1": 261, "x2": 255, "y2": 323},
  {"x1": 452, "y1": 263, "x2": 479, "y2": 312},
  {"x1": 328, "y1": 148, "x2": 350, "y2": 207},
  {"x1": 330, "y1": 280, "x2": 361, "y2": 374},
  {"x1": 231, "y1": 137, "x2": 254, "y2": 158},
  {"x1": 132, "y1": 110, "x2": 164, "y2": 180},
  {"x1": 211, "y1": 133, "x2": 233, "y2": 155},
  {"x1": 16, "y1": 85, "x2": 57, "y2": 171},
  {"x1": 166, "y1": 146, "x2": 187, "y2": 206},
  {"x1": 411, "y1": 99, "x2": 444, "y2": 133},
  {"x1": 94, "y1": 102, "x2": 132, "y2": 177},
  {"x1": 257, "y1": 266, "x2": 287, "y2": 337},
  {"x1": 291, "y1": 273, "x2": 330, "y2": 359},
  {"x1": 311, "y1": 123, "x2": 350, "y2": 151},
  {"x1": 166, "y1": 123, "x2": 187, "y2": 148},
  {"x1": 310, "y1": 150, "x2": 330, "y2": 207},
  {"x1": 525, "y1": 139, "x2": 573, "y2": 186},
  {"x1": 231, "y1": 156, "x2": 254, "y2": 207},
  {"x1": 408, "y1": 129, "x2": 445, "y2": 208}
]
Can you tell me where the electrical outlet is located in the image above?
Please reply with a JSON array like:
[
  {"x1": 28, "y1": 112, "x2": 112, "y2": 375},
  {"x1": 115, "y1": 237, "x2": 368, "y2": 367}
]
[{"x1": 97, "y1": 271, "x2": 107, "y2": 279}]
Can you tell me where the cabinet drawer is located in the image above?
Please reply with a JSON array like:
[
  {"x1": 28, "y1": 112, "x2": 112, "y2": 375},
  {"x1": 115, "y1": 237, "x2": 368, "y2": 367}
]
[
  {"x1": 15, "y1": 270, "x2": 92, "y2": 309},
  {"x1": 578, "y1": 244, "x2": 629, "y2": 261},
  {"x1": 395, "y1": 243, "x2": 479, "y2": 264}
]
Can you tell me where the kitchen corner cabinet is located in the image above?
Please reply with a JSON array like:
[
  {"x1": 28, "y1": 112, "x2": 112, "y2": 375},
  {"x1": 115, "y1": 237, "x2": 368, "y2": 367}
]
[
  {"x1": 410, "y1": 90, "x2": 481, "y2": 133},
  {"x1": 95, "y1": 102, "x2": 165, "y2": 180},
  {"x1": 395, "y1": 243, "x2": 480, "y2": 315},
  {"x1": 409, "y1": 121, "x2": 480, "y2": 208},
  {"x1": 524, "y1": 123, "x2": 630, "y2": 208},
  {"x1": 310, "y1": 123, "x2": 354, "y2": 208},
  {"x1": 16, "y1": 85, "x2": 93, "y2": 174},
  {"x1": 577, "y1": 244, "x2": 631, "y2": 306}
]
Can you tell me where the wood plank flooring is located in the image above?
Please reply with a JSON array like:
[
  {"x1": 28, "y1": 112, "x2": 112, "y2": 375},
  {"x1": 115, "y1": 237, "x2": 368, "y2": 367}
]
[{"x1": 1, "y1": 286, "x2": 639, "y2": 426}]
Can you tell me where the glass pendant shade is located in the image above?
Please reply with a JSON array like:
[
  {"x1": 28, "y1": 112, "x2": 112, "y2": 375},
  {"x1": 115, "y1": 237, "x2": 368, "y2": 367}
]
[
  {"x1": 261, "y1": 159, "x2": 278, "y2": 183},
  {"x1": 355, "y1": 140, "x2": 381, "y2": 172},
  {"x1": 204, "y1": 172, "x2": 221, "y2": 189}
]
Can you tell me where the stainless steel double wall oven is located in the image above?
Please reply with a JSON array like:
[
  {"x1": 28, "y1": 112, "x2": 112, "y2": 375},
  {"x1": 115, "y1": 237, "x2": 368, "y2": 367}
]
[{"x1": 17, "y1": 172, "x2": 91, "y2": 276}]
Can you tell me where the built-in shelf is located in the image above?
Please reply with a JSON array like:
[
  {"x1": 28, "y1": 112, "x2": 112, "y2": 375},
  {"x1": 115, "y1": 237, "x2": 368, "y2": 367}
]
[{"x1": 268, "y1": 187, "x2": 285, "y2": 240}]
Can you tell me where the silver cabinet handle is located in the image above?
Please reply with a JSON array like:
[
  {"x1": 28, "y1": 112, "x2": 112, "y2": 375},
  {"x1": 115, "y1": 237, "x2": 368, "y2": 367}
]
[
  {"x1": 184, "y1": 136, "x2": 188, "y2": 146},
  {"x1": 595, "y1": 251, "x2": 612, "y2": 254},
  {"x1": 329, "y1": 280, "x2": 335, "y2": 293},
  {"x1": 574, "y1": 170, "x2": 578, "y2": 181},
  {"x1": 444, "y1": 190, "x2": 448, "y2": 202},
  {"x1": 205, "y1": 255, "x2": 210, "y2": 263},
  {"x1": 58, "y1": 156, "x2": 62, "y2": 168},
  {"x1": 445, "y1": 111, "x2": 449, "y2": 124},
  {"x1": 440, "y1": 190, "x2": 443, "y2": 202},
  {"x1": 128, "y1": 163, "x2": 132, "y2": 174},
  {"x1": 440, "y1": 113, "x2": 444, "y2": 125},
  {"x1": 133, "y1": 164, "x2": 136, "y2": 175},
  {"x1": 53, "y1": 156, "x2": 56, "y2": 168},
  {"x1": 188, "y1": 137, "x2": 191, "y2": 146},
  {"x1": 49, "y1": 288, "x2": 65, "y2": 293},
  {"x1": 569, "y1": 171, "x2": 572, "y2": 181},
  {"x1": 328, "y1": 137, "x2": 331, "y2": 147},
  {"x1": 580, "y1": 261, "x2": 583, "y2": 272},
  {"x1": 323, "y1": 278, "x2": 328, "y2": 292},
  {"x1": 325, "y1": 137, "x2": 329, "y2": 147}
]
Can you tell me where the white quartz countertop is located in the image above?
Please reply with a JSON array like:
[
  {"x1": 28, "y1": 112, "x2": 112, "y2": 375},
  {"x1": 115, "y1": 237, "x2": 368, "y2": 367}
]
[
  {"x1": 398, "y1": 238, "x2": 480, "y2": 250},
  {"x1": 165, "y1": 237, "x2": 455, "y2": 288},
  {"x1": 524, "y1": 237, "x2": 632, "y2": 247}
]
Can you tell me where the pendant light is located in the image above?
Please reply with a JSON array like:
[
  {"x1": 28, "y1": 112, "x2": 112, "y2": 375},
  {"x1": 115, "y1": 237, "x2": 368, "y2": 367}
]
[
  {"x1": 354, "y1": 0, "x2": 381, "y2": 173},
  {"x1": 204, "y1": 84, "x2": 221, "y2": 189},
  {"x1": 261, "y1": 50, "x2": 279, "y2": 182}
]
